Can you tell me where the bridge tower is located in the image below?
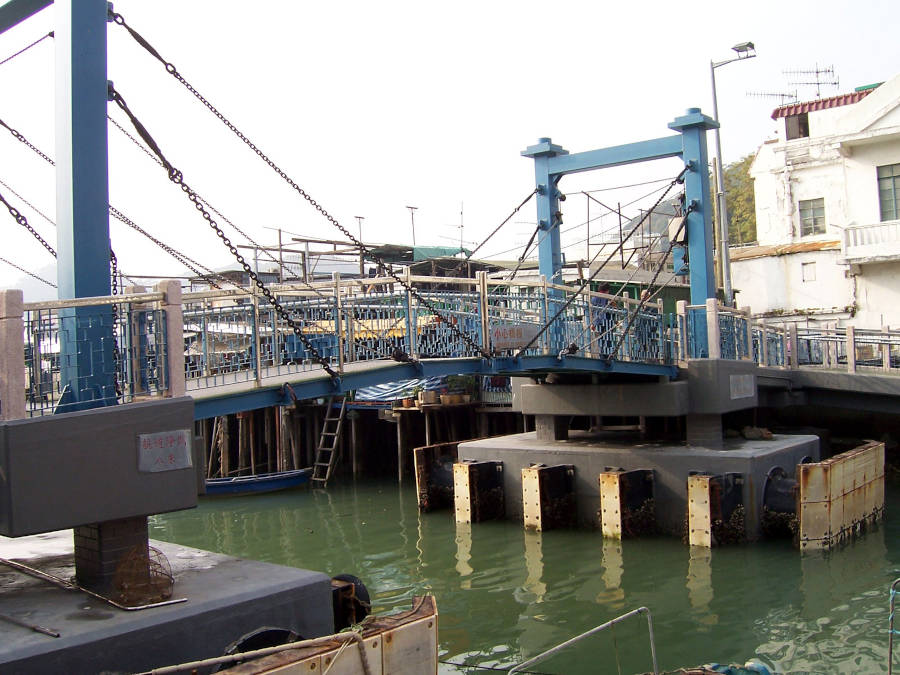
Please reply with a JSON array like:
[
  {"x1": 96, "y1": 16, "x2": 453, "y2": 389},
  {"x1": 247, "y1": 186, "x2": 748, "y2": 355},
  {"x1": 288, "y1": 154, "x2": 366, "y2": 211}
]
[{"x1": 523, "y1": 108, "x2": 719, "y2": 355}]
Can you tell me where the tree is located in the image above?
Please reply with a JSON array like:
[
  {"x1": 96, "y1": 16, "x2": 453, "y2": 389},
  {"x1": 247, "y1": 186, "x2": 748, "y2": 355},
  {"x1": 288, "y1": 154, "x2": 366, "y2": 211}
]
[{"x1": 722, "y1": 153, "x2": 757, "y2": 245}]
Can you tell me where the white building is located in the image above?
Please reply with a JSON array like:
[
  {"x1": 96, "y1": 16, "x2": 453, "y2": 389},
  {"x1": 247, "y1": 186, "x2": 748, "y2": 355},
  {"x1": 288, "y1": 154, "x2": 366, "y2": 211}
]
[{"x1": 731, "y1": 73, "x2": 900, "y2": 329}]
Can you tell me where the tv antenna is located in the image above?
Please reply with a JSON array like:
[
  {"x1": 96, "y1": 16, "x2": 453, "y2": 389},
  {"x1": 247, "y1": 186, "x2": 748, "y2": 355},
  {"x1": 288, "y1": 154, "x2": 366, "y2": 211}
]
[
  {"x1": 747, "y1": 90, "x2": 799, "y2": 106},
  {"x1": 783, "y1": 64, "x2": 839, "y2": 99}
]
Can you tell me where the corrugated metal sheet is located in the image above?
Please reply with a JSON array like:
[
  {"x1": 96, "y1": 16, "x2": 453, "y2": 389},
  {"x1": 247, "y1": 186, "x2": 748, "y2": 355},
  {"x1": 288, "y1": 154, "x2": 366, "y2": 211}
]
[
  {"x1": 730, "y1": 240, "x2": 841, "y2": 261},
  {"x1": 771, "y1": 90, "x2": 875, "y2": 119}
]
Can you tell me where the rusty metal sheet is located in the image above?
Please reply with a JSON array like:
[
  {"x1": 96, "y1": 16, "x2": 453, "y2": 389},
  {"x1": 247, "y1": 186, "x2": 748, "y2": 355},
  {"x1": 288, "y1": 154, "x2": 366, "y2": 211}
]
[
  {"x1": 522, "y1": 465, "x2": 542, "y2": 530},
  {"x1": 687, "y1": 475, "x2": 712, "y2": 548},
  {"x1": 598, "y1": 472, "x2": 622, "y2": 539},
  {"x1": 453, "y1": 463, "x2": 471, "y2": 525}
]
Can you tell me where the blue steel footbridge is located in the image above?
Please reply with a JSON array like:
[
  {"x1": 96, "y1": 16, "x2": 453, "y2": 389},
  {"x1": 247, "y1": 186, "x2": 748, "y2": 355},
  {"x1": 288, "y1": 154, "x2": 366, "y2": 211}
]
[{"x1": 2, "y1": 1, "x2": 899, "y2": 426}]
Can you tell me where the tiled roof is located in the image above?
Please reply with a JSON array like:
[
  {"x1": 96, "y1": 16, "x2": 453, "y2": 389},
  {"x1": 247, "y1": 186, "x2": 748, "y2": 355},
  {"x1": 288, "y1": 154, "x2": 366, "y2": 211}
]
[{"x1": 771, "y1": 90, "x2": 875, "y2": 120}]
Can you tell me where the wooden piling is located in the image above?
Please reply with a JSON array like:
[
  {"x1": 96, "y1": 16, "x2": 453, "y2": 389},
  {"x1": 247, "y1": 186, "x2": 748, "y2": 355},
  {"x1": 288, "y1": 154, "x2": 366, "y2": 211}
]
[
  {"x1": 522, "y1": 463, "x2": 576, "y2": 531},
  {"x1": 453, "y1": 460, "x2": 504, "y2": 524}
]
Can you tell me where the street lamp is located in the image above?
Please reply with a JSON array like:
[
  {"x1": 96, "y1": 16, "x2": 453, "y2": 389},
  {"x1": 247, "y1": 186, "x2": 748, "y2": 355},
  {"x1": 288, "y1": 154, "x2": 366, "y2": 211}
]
[
  {"x1": 711, "y1": 41, "x2": 756, "y2": 306},
  {"x1": 406, "y1": 205, "x2": 418, "y2": 247}
]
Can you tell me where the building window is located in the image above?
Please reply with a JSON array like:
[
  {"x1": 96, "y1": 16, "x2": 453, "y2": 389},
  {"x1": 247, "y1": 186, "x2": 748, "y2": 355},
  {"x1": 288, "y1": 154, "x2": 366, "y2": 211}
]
[
  {"x1": 785, "y1": 113, "x2": 809, "y2": 140},
  {"x1": 801, "y1": 261, "x2": 816, "y2": 282},
  {"x1": 878, "y1": 163, "x2": 900, "y2": 221},
  {"x1": 799, "y1": 198, "x2": 826, "y2": 236}
]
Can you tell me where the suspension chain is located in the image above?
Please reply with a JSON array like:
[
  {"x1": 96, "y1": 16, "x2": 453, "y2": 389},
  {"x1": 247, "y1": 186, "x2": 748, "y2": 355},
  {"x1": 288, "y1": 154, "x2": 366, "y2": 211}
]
[
  {"x1": 0, "y1": 177, "x2": 55, "y2": 227},
  {"x1": 0, "y1": 255, "x2": 56, "y2": 288},
  {"x1": 0, "y1": 187, "x2": 57, "y2": 258},
  {"x1": 0, "y1": 117, "x2": 55, "y2": 166},
  {"x1": 109, "y1": 86, "x2": 340, "y2": 379},
  {"x1": 111, "y1": 10, "x2": 490, "y2": 360}
]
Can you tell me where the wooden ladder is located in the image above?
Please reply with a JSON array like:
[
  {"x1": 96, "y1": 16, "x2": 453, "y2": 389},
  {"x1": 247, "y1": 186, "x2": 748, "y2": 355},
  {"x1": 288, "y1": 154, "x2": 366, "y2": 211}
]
[{"x1": 311, "y1": 396, "x2": 347, "y2": 487}]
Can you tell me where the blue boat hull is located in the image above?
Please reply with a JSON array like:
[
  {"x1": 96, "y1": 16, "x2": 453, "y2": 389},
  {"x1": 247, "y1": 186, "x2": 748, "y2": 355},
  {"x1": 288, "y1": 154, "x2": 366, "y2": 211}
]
[{"x1": 204, "y1": 468, "x2": 312, "y2": 497}]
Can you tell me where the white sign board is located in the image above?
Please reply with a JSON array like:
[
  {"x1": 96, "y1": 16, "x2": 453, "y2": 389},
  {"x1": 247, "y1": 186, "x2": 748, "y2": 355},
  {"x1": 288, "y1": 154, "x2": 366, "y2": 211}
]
[
  {"x1": 491, "y1": 323, "x2": 541, "y2": 351},
  {"x1": 138, "y1": 429, "x2": 193, "y2": 473},
  {"x1": 729, "y1": 374, "x2": 755, "y2": 400}
]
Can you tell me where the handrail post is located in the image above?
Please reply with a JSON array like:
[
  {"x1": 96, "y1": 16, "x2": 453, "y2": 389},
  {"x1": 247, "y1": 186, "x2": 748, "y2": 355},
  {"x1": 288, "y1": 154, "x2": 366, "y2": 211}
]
[
  {"x1": 883, "y1": 326, "x2": 892, "y2": 372},
  {"x1": 846, "y1": 325, "x2": 856, "y2": 373},
  {"x1": 477, "y1": 271, "x2": 490, "y2": 354},
  {"x1": 760, "y1": 318, "x2": 769, "y2": 367},
  {"x1": 125, "y1": 285, "x2": 147, "y2": 397},
  {"x1": 251, "y1": 284, "x2": 262, "y2": 386},
  {"x1": 676, "y1": 300, "x2": 687, "y2": 362},
  {"x1": 789, "y1": 322, "x2": 799, "y2": 370},
  {"x1": 155, "y1": 280, "x2": 185, "y2": 397},
  {"x1": 404, "y1": 267, "x2": 416, "y2": 358},
  {"x1": 706, "y1": 298, "x2": 721, "y2": 359},
  {"x1": 740, "y1": 306, "x2": 753, "y2": 360},
  {"x1": 0, "y1": 289, "x2": 26, "y2": 421},
  {"x1": 333, "y1": 272, "x2": 345, "y2": 374}
]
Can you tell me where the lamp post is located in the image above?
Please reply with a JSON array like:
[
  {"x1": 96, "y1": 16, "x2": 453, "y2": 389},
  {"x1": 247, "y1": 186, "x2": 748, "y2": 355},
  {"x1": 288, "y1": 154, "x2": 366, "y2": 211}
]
[
  {"x1": 406, "y1": 205, "x2": 418, "y2": 247},
  {"x1": 711, "y1": 41, "x2": 756, "y2": 306}
]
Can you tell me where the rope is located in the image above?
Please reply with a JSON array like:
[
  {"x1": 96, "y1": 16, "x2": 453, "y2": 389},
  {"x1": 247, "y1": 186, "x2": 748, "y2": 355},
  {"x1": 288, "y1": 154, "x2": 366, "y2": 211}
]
[
  {"x1": 111, "y1": 9, "x2": 491, "y2": 361},
  {"x1": 0, "y1": 31, "x2": 53, "y2": 68},
  {"x1": 0, "y1": 255, "x2": 56, "y2": 288}
]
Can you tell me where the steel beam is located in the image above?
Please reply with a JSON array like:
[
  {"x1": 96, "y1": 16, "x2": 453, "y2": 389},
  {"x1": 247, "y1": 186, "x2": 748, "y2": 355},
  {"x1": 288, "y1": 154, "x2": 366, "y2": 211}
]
[{"x1": 546, "y1": 135, "x2": 683, "y2": 176}]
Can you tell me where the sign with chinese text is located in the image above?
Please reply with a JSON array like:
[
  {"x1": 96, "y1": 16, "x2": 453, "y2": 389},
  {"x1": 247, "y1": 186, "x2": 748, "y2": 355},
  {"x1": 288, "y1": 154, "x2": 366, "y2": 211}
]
[
  {"x1": 490, "y1": 323, "x2": 541, "y2": 351},
  {"x1": 137, "y1": 429, "x2": 193, "y2": 473}
]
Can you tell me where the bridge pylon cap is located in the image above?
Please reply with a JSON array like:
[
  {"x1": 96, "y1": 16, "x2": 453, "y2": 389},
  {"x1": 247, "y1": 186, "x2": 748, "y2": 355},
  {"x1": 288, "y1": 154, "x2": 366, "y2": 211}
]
[{"x1": 668, "y1": 108, "x2": 719, "y2": 132}]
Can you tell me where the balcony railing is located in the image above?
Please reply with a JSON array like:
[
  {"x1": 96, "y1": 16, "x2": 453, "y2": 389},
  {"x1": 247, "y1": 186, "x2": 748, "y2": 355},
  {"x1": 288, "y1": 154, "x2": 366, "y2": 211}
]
[{"x1": 841, "y1": 219, "x2": 900, "y2": 264}]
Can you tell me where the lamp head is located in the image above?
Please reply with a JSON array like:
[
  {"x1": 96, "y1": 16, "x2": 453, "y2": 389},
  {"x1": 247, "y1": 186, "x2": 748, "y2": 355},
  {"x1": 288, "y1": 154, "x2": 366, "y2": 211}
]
[{"x1": 731, "y1": 41, "x2": 756, "y2": 58}]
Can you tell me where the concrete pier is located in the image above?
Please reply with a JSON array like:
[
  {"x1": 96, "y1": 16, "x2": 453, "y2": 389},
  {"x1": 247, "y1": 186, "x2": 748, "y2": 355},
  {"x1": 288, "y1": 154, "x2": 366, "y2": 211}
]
[
  {"x1": 0, "y1": 531, "x2": 333, "y2": 674},
  {"x1": 458, "y1": 431, "x2": 819, "y2": 537}
]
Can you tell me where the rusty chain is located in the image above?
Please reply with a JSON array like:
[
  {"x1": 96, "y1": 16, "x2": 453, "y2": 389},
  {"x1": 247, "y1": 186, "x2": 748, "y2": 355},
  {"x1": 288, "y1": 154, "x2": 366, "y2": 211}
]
[
  {"x1": 111, "y1": 10, "x2": 491, "y2": 360},
  {"x1": 0, "y1": 187, "x2": 57, "y2": 258},
  {"x1": 109, "y1": 85, "x2": 340, "y2": 379}
]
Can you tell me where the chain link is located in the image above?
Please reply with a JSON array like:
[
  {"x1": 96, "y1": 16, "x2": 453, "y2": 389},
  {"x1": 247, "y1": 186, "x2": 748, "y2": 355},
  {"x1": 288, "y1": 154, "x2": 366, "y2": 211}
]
[
  {"x1": 0, "y1": 177, "x2": 55, "y2": 228},
  {"x1": 111, "y1": 10, "x2": 490, "y2": 360},
  {"x1": 0, "y1": 255, "x2": 56, "y2": 288},
  {"x1": 0, "y1": 117, "x2": 56, "y2": 166},
  {"x1": 0, "y1": 187, "x2": 57, "y2": 258},
  {"x1": 109, "y1": 87, "x2": 339, "y2": 379}
]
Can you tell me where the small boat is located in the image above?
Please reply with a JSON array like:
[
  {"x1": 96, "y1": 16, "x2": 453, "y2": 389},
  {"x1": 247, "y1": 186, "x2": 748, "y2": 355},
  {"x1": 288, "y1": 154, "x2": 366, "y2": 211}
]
[{"x1": 204, "y1": 468, "x2": 312, "y2": 497}]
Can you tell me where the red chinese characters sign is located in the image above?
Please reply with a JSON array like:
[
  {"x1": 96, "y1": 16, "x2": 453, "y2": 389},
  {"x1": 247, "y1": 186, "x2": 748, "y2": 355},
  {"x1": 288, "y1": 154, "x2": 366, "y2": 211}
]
[
  {"x1": 137, "y1": 429, "x2": 193, "y2": 473},
  {"x1": 490, "y1": 323, "x2": 541, "y2": 351}
]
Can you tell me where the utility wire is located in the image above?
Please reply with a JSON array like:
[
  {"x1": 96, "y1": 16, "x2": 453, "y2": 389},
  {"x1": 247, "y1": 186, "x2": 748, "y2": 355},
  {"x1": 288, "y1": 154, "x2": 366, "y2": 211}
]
[{"x1": 0, "y1": 31, "x2": 53, "y2": 67}]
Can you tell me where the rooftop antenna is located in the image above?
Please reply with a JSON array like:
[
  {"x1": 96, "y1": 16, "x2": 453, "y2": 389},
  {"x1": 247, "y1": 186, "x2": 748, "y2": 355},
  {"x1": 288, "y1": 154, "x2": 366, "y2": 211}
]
[
  {"x1": 783, "y1": 64, "x2": 840, "y2": 99},
  {"x1": 747, "y1": 90, "x2": 799, "y2": 106}
]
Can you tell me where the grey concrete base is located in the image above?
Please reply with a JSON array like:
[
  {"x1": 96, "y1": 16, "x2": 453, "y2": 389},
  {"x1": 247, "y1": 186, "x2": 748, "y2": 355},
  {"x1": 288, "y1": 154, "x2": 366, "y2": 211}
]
[
  {"x1": 0, "y1": 531, "x2": 333, "y2": 674},
  {"x1": 458, "y1": 431, "x2": 819, "y2": 537}
]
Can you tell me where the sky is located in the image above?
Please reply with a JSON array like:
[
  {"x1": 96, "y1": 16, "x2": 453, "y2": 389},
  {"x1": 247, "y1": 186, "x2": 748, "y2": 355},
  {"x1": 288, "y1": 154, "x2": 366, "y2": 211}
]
[{"x1": 1, "y1": 0, "x2": 899, "y2": 300}]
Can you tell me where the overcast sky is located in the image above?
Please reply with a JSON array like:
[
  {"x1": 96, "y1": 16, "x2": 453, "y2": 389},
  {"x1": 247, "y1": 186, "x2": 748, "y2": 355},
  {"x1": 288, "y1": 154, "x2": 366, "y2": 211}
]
[{"x1": 1, "y1": 0, "x2": 898, "y2": 300}]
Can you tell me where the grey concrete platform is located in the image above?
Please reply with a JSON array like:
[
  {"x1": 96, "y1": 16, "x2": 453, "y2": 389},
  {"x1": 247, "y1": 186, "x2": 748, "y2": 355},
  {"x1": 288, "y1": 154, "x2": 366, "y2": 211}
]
[
  {"x1": 458, "y1": 431, "x2": 819, "y2": 537},
  {"x1": 0, "y1": 531, "x2": 333, "y2": 674}
]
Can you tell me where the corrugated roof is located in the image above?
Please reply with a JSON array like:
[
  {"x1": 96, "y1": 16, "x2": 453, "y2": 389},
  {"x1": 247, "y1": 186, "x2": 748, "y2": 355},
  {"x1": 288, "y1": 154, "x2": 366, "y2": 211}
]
[
  {"x1": 771, "y1": 90, "x2": 875, "y2": 119},
  {"x1": 730, "y1": 240, "x2": 841, "y2": 261}
]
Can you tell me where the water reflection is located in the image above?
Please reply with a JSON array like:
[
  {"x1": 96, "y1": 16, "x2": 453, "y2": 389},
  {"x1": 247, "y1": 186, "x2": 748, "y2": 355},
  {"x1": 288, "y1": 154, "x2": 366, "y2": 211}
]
[
  {"x1": 522, "y1": 530, "x2": 546, "y2": 602},
  {"x1": 149, "y1": 480, "x2": 900, "y2": 675},
  {"x1": 454, "y1": 522, "x2": 473, "y2": 587},
  {"x1": 686, "y1": 547, "x2": 718, "y2": 627}
]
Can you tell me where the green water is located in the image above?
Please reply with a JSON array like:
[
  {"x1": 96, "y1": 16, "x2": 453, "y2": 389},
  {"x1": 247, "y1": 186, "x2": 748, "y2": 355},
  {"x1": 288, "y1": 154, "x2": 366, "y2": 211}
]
[{"x1": 149, "y1": 480, "x2": 900, "y2": 674}]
